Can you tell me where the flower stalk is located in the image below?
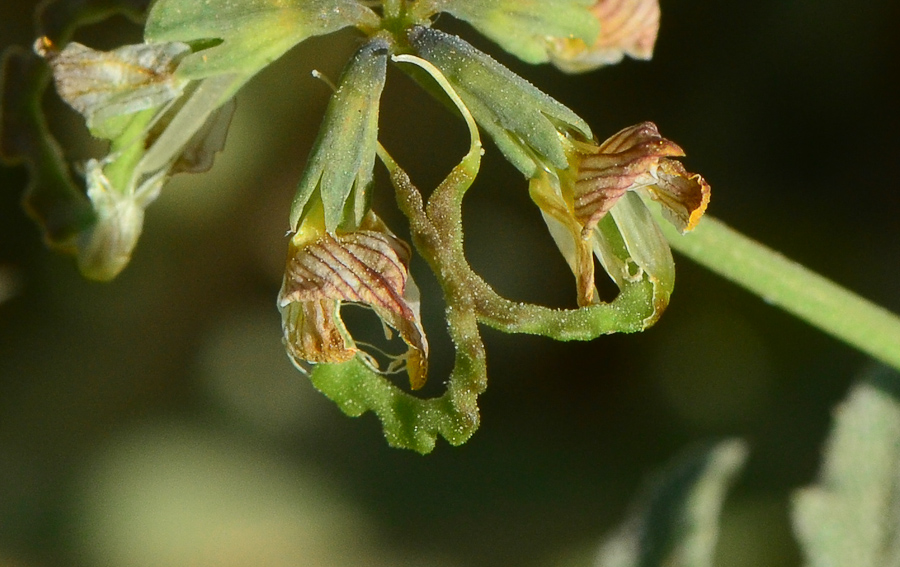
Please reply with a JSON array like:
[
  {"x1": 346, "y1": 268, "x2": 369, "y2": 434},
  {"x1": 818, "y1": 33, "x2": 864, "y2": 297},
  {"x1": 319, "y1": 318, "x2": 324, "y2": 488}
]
[{"x1": 657, "y1": 213, "x2": 900, "y2": 372}]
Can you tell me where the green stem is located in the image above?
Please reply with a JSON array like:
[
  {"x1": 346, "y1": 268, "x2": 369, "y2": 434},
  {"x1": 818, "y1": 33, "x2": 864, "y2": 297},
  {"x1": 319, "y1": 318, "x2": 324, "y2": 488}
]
[
  {"x1": 659, "y1": 213, "x2": 900, "y2": 371},
  {"x1": 382, "y1": 0, "x2": 402, "y2": 19}
]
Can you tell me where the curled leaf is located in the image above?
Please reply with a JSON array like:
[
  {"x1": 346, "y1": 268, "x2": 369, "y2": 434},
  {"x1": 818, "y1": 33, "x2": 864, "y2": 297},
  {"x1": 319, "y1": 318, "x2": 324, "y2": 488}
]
[
  {"x1": 550, "y1": 0, "x2": 660, "y2": 73},
  {"x1": 279, "y1": 214, "x2": 428, "y2": 390}
]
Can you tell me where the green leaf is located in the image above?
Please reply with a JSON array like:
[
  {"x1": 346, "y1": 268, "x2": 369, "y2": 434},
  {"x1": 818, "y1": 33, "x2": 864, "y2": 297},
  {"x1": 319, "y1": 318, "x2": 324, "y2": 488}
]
[
  {"x1": 436, "y1": 0, "x2": 598, "y2": 65},
  {"x1": 407, "y1": 26, "x2": 592, "y2": 178},
  {"x1": 792, "y1": 369, "x2": 900, "y2": 567},
  {"x1": 290, "y1": 38, "x2": 388, "y2": 231},
  {"x1": 144, "y1": 0, "x2": 377, "y2": 81},
  {"x1": 310, "y1": 357, "x2": 482, "y2": 454},
  {"x1": 598, "y1": 440, "x2": 748, "y2": 567}
]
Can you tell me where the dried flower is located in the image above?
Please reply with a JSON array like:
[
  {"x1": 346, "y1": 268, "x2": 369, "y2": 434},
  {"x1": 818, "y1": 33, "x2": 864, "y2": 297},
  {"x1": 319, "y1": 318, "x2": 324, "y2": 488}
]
[
  {"x1": 530, "y1": 122, "x2": 709, "y2": 307},
  {"x1": 278, "y1": 210, "x2": 428, "y2": 389}
]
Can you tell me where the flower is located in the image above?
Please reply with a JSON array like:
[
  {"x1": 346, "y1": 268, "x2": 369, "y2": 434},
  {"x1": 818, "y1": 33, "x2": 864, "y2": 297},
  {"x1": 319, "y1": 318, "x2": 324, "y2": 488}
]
[
  {"x1": 277, "y1": 209, "x2": 429, "y2": 390},
  {"x1": 549, "y1": 0, "x2": 661, "y2": 73},
  {"x1": 530, "y1": 122, "x2": 710, "y2": 307}
]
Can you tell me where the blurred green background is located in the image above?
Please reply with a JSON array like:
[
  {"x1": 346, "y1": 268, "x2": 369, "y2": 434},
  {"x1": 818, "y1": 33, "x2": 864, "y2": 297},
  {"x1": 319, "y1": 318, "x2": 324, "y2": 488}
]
[{"x1": 1, "y1": 1, "x2": 899, "y2": 566}]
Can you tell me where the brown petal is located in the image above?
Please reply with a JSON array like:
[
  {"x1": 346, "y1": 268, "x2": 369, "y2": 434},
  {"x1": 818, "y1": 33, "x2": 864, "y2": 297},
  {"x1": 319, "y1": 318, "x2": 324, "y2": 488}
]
[
  {"x1": 573, "y1": 122, "x2": 684, "y2": 237},
  {"x1": 281, "y1": 299, "x2": 356, "y2": 367},
  {"x1": 642, "y1": 160, "x2": 711, "y2": 233},
  {"x1": 278, "y1": 227, "x2": 429, "y2": 389},
  {"x1": 550, "y1": 0, "x2": 660, "y2": 73}
]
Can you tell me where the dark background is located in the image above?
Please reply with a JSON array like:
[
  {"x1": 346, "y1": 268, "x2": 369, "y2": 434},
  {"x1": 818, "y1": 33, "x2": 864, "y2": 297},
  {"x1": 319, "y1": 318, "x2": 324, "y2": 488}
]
[{"x1": 2, "y1": 1, "x2": 899, "y2": 566}]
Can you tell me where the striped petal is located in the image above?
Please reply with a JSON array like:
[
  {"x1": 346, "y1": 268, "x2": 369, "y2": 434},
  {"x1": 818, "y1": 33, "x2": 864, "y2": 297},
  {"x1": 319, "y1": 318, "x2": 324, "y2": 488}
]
[
  {"x1": 573, "y1": 122, "x2": 684, "y2": 237},
  {"x1": 278, "y1": 216, "x2": 429, "y2": 389}
]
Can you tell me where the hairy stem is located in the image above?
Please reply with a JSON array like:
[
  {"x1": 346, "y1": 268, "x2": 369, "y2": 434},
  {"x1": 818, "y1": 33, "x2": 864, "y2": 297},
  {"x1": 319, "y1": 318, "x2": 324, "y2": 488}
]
[{"x1": 659, "y1": 212, "x2": 900, "y2": 371}]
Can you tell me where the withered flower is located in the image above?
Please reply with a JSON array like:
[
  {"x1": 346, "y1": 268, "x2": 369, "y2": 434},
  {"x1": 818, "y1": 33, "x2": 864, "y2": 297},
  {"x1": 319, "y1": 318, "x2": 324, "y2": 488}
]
[
  {"x1": 278, "y1": 210, "x2": 428, "y2": 389},
  {"x1": 34, "y1": 37, "x2": 189, "y2": 135},
  {"x1": 573, "y1": 122, "x2": 710, "y2": 237},
  {"x1": 531, "y1": 122, "x2": 709, "y2": 307},
  {"x1": 550, "y1": 0, "x2": 660, "y2": 73}
]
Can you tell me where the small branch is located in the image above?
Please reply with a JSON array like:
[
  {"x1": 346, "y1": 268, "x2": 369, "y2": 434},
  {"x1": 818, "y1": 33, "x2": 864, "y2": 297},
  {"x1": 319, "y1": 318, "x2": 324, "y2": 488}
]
[{"x1": 659, "y1": 212, "x2": 900, "y2": 371}]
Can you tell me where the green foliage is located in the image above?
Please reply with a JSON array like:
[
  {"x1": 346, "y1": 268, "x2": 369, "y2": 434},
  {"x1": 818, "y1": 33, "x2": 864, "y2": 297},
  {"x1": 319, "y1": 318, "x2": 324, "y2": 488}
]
[
  {"x1": 598, "y1": 440, "x2": 747, "y2": 567},
  {"x1": 144, "y1": 0, "x2": 377, "y2": 81},
  {"x1": 434, "y1": 0, "x2": 598, "y2": 64},
  {"x1": 290, "y1": 39, "x2": 388, "y2": 232},
  {"x1": 792, "y1": 369, "x2": 900, "y2": 567},
  {"x1": 4, "y1": 0, "x2": 900, "y2": 454}
]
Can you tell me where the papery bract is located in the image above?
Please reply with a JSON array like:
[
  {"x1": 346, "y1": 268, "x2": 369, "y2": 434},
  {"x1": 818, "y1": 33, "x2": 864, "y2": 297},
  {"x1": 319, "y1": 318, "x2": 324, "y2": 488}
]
[{"x1": 35, "y1": 38, "x2": 189, "y2": 138}]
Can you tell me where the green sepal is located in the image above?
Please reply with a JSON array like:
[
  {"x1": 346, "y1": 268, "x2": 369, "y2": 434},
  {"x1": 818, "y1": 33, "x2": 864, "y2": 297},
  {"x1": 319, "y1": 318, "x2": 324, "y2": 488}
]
[
  {"x1": 436, "y1": 0, "x2": 598, "y2": 65},
  {"x1": 144, "y1": 0, "x2": 378, "y2": 82},
  {"x1": 290, "y1": 38, "x2": 388, "y2": 232},
  {"x1": 407, "y1": 26, "x2": 592, "y2": 178}
]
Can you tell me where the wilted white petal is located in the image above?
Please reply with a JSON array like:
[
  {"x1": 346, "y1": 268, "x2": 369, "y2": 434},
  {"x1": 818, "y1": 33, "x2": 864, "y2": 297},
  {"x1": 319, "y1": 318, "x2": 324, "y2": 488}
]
[{"x1": 35, "y1": 37, "x2": 190, "y2": 129}]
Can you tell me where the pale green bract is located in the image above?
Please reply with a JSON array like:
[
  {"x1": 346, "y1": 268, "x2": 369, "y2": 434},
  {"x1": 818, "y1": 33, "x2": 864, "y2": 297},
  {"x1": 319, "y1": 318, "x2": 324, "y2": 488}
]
[
  {"x1": 433, "y1": 0, "x2": 599, "y2": 65},
  {"x1": 144, "y1": 0, "x2": 378, "y2": 86}
]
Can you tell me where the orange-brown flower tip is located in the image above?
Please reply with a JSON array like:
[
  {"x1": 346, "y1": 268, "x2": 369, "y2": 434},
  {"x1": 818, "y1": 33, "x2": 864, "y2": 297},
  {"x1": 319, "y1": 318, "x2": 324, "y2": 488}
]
[
  {"x1": 643, "y1": 160, "x2": 711, "y2": 233},
  {"x1": 33, "y1": 37, "x2": 57, "y2": 59},
  {"x1": 278, "y1": 216, "x2": 429, "y2": 388},
  {"x1": 550, "y1": 0, "x2": 660, "y2": 73}
]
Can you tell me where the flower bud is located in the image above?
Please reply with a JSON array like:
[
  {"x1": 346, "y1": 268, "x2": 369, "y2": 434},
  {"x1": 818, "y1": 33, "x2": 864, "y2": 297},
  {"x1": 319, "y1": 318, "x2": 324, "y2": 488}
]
[
  {"x1": 407, "y1": 26, "x2": 591, "y2": 178},
  {"x1": 531, "y1": 122, "x2": 709, "y2": 310},
  {"x1": 290, "y1": 38, "x2": 389, "y2": 232}
]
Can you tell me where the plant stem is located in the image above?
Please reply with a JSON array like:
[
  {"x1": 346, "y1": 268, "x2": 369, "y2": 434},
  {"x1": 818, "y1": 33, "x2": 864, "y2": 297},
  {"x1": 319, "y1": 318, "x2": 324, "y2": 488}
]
[
  {"x1": 658, "y1": 212, "x2": 900, "y2": 371},
  {"x1": 382, "y1": 0, "x2": 402, "y2": 19}
]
